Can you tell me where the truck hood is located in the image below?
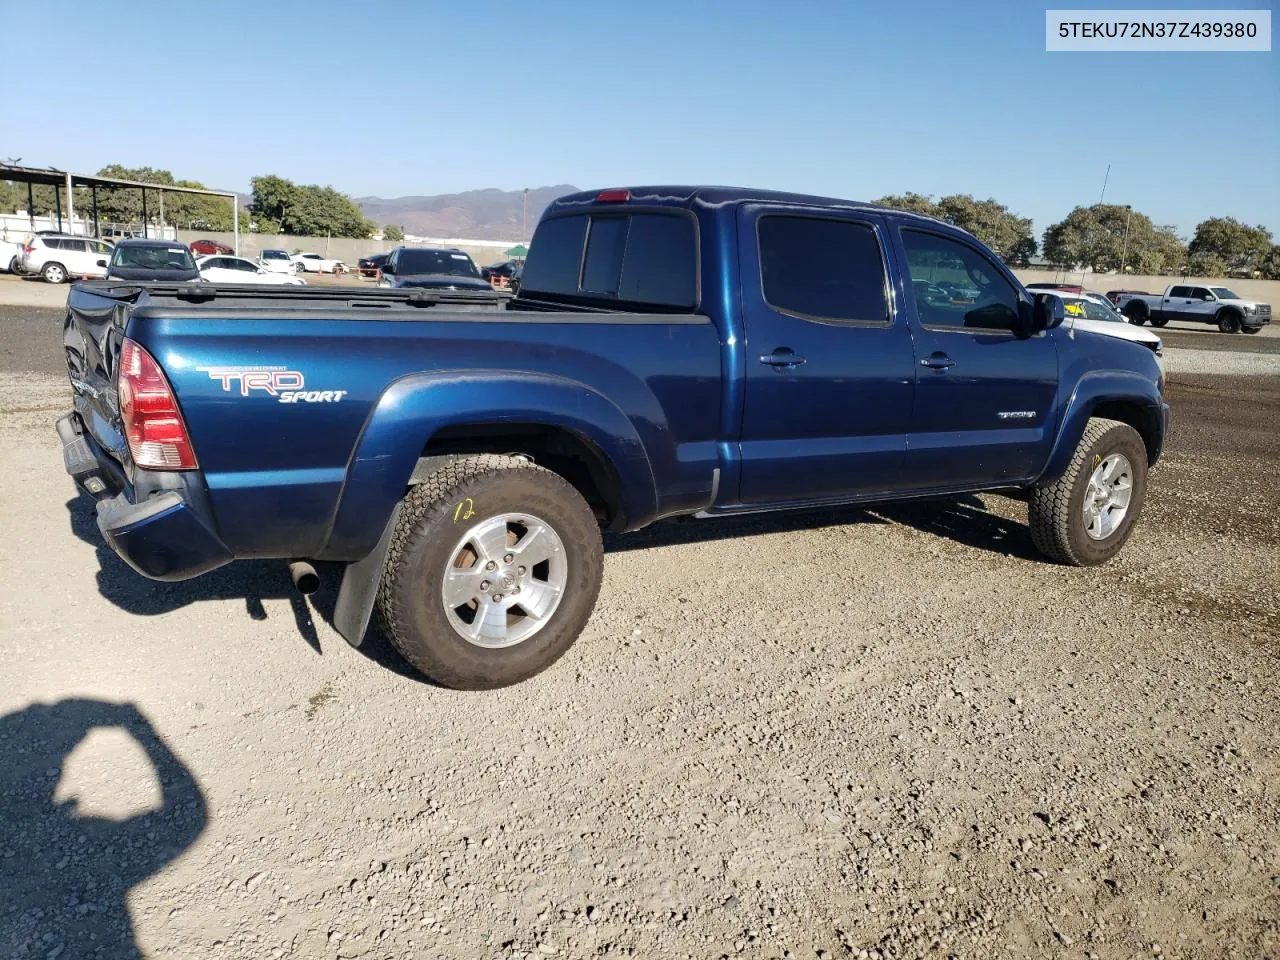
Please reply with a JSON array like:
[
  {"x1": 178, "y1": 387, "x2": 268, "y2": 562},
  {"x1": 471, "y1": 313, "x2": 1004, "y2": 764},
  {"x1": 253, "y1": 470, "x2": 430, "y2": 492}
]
[
  {"x1": 391, "y1": 274, "x2": 492, "y2": 292},
  {"x1": 106, "y1": 266, "x2": 202, "y2": 282}
]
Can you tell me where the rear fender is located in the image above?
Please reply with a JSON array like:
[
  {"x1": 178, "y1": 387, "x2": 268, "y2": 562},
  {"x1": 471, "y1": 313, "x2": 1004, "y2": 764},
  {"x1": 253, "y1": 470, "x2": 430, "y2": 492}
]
[
  {"x1": 1036, "y1": 370, "x2": 1164, "y2": 485},
  {"x1": 322, "y1": 369, "x2": 656, "y2": 562}
]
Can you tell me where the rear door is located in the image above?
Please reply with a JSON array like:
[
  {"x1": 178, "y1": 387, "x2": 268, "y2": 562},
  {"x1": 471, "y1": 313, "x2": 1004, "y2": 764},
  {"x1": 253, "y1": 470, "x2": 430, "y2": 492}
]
[
  {"x1": 735, "y1": 206, "x2": 915, "y2": 503},
  {"x1": 892, "y1": 225, "x2": 1058, "y2": 488},
  {"x1": 1162, "y1": 285, "x2": 1195, "y2": 320}
]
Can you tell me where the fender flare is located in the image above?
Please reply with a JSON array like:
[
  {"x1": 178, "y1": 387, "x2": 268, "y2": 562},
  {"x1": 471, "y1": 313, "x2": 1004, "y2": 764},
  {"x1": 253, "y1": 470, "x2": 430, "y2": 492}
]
[
  {"x1": 1036, "y1": 369, "x2": 1164, "y2": 485},
  {"x1": 323, "y1": 368, "x2": 657, "y2": 561}
]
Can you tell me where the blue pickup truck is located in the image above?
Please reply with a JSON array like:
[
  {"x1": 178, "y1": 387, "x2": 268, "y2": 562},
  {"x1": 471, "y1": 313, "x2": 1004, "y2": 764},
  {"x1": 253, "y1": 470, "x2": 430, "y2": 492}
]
[{"x1": 59, "y1": 186, "x2": 1169, "y2": 689}]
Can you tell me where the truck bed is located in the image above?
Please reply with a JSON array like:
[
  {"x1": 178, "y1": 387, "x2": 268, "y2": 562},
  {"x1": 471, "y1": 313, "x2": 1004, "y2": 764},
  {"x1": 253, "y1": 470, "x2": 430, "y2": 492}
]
[{"x1": 62, "y1": 282, "x2": 724, "y2": 564}]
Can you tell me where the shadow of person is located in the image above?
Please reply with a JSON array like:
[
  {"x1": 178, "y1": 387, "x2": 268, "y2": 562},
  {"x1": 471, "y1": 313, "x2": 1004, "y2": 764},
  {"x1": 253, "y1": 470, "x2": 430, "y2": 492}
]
[{"x1": 0, "y1": 700, "x2": 208, "y2": 958}]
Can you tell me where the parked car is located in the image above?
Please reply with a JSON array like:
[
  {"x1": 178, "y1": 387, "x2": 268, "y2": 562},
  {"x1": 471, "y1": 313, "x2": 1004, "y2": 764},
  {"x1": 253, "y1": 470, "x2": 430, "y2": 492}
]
[
  {"x1": 1113, "y1": 284, "x2": 1272, "y2": 333},
  {"x1": 357, "y1": 252, "x2": 389, "y2": 277},
  {"x1": 257, "y1": 249, "x2": 297, "y2": 274},
  {"x1": 1025, "y1": 282, "x2": 1084, "y2": 294},
  {"x1": 57, "y1": 184, "x2": 1167, "y2": 691},
  {"x1": 377, "y1": 246, "x2": 494, "y2": 293},
  {"x1": 480, "y1": 259, "x2": 521, "y2": 285},
  {"x1": 197, "y1": 255, "x2": 306, "y2": 285},
  {"x1": 104, "y1": 239, "x2": 201, "y2": 282},
  {"x1": 0, "y1": 235, "x2": 23, "y2": 273},
  {"x1": 291, "y1": 252, "x2": 346, "y2": 274},
  {"x1": 16, "y1": 234, "x2": 114, "y2": 283},
  {"x1": 189, "y1": 239, "x2": 235, "y2": 257},
  {"x1": 1054, "y1": 292, "x2": 1164, "y2": 372}
]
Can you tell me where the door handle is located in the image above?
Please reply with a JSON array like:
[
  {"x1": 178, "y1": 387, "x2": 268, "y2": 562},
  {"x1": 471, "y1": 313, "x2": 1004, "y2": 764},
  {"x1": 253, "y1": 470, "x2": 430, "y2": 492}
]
[
  {"x1": 920, "y1": 353, "x2": 956, "y2": 370},
  {"x1": 760, "y1": 348, "x2": 807, "y2": 368}
]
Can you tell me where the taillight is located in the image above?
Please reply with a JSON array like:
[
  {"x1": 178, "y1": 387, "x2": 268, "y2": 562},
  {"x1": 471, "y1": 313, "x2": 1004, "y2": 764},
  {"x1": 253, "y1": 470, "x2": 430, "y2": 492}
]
[
  {"x1": 595, "y1": 189, "x2": 630, "y2": 202},
  {"x1": 118, "y1": 339, "x2": 198, "y2": 470}
]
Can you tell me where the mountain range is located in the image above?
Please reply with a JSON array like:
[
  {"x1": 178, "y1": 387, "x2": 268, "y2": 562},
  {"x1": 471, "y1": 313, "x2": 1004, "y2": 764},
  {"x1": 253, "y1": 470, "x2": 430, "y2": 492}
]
[{"x1": 356, "y1": 185, "x2": 579, "y2": 241}]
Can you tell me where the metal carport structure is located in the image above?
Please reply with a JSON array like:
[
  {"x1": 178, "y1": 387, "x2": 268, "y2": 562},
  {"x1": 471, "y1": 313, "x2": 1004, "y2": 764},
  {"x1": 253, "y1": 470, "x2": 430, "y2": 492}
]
[{"x1": 0, "y1": 163, "x2": 239, "y2": 253}]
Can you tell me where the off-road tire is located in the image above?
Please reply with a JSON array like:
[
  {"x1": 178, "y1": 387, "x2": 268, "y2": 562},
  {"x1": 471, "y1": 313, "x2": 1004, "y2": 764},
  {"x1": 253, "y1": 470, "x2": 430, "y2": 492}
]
[
  {"x1": 1217, "y1": 310, "x2": 1242, "y2": 334},
  {"x1": 1124, "y1": 302, "x2": 1148, "y2": 325},
  {"x1": 41, "y1": 262, "x2": 66, "y2": 284},
  {"x1": 1028, "y1": 417, "x2": 1148, "y2": 566},
  {"x1": 376, "y1": 454, "x2": 603, "y2": 689}
]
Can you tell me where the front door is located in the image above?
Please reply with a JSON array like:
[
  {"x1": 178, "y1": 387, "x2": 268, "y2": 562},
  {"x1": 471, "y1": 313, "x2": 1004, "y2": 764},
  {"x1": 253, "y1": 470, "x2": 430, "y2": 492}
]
[
  {"x1": 735, "y1": 207, "x2": 916, "y2": 504},
  {"x1": 892, "y1": 226, "x2": 1059, "y2": 488}
]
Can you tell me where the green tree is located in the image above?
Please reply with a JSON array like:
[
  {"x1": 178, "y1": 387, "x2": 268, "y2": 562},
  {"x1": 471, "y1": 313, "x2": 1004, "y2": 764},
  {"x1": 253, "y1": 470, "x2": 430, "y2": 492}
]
[
  {"x1": 249, "y1": 175, "x2": 300, "y2": 232},
  {"x1": 935, "y1": 195, "x2": 1036, "y2": 265},
  {"x1": 1042, "y1": 205, "x2": 1186, "y2": 274},
  {"x1": 876, "y1": 193, "x2": 1035, "y2": 264},
  {"x1": 383, "y1": 224, "x2": 404, "y2": 241},
  {"x1": 874, "y1": 192, "x2": 938, "y2": 216},
  {"x1": 1188, "y1": 217, "x2": 1272, "y2": 276},
  {"x1": 1261, "y1": 245, "x2": 1280, "y2": 281}
]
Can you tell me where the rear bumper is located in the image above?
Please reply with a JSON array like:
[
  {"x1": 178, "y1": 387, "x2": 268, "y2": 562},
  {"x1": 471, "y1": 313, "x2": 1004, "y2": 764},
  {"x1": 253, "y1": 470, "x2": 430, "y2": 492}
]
[{"x1": 57, "y1": 413, "x2": 232, "y2": 581}]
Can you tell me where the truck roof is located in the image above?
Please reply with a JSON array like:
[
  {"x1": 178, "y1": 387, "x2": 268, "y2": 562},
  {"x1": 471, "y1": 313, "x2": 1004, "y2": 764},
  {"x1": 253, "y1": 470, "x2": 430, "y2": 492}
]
[{"x1": 547, "y1": 185, "x2": 948, "y2": 227}]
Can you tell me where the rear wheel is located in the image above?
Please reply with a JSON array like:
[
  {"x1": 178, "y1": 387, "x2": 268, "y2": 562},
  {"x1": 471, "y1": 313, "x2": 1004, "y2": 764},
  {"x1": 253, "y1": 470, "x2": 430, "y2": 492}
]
[
  {"x1": 1124, "y1": 302, "x2": 1148, "y2": 325},
  {"x1": 1148, "y1": 317, "x2": 1169, "y2": 328},
  {"x1": 1217, "y1": 310, "x2": 1242, "y2": 334},
  {"x1": 377, "y1": 454, "x2": 603, "y2": 689},
  {"x1": 1029, "y1": 417, "x2": 1148, "y2": 566},
  {"x1": 41, "y1": 262, "x2": 66, "y2": 284}
]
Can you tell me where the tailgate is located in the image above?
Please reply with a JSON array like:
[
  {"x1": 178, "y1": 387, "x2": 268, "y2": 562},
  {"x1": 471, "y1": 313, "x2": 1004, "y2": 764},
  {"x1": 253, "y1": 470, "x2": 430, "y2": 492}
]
[{"x1": 63, "y1": 283, "x2": 138, "y2": 467}]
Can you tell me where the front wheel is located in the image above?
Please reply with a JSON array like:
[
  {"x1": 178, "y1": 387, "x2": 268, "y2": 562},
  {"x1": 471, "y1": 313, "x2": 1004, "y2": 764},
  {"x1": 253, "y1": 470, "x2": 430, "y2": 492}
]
[
  {"x1": 1216, "y1": 310, "x2": 1242, "y2": 334},
  {"x1": 377, "y1": 454, "x2": 603, "y2": 689},
  {"x1": 1029, "y1": 417, "x2": 1148, "y2": 566}
]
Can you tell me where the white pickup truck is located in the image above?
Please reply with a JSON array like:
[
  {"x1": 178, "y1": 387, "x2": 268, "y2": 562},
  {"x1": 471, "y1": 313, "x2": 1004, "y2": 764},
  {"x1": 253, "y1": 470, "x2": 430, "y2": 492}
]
[{"x1": 1113, "y1": 284, "x2": 1272, "y2": 334}]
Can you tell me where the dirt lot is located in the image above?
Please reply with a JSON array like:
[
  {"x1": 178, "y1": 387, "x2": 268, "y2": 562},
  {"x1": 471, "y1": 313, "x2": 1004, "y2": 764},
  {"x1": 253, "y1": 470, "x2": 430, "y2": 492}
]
[{"x1": 0, "y1": 291, "x2": 1277, "y2": 960}]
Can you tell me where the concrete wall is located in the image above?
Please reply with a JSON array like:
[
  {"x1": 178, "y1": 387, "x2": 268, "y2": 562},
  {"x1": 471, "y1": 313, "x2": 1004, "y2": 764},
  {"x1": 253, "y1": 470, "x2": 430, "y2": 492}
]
[
  {"x1": 174, "y1": 231, "x2": 515, "y2": 267},
  {"x1": 1013, "y1": 270, "x2": 1279, "y2": 304}
]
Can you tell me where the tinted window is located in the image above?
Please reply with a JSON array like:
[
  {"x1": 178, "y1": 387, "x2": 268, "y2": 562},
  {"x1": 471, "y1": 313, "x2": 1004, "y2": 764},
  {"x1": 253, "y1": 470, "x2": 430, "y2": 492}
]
[
  {"x1": 521, "y1": 212, "x2": 695, "y2": 308},
  {"x1": 520, "y1": 215, "x2": 589, "y2": 297},
  {"x1": 230, "y1": 258, "x2": 257, "y2": 272},
  {"x1": 758, "y1": 216, "x2": 888, "y2": 323},
  {"x1": 1169, "y1": 286, "x2": 1193, "y2": 298},
  {"x1": 396, "y1": 248, "x2": 480, "y2": 278},
  {"x1": 1189, "y1": 287, "x2": 1211, "y2": 299},
  {"x1": 901, "y1": 230, "x2": 1019, "y2": 332},
  {"x1": 581, "y1": 218, "x2": 629, "y2": 295},
  {"x1": 618, "y1": 214, "x2": 697, "y2": 307},
  {"x1": 262, "y1": 250, "x2": 289, "y2": 260},
  {"x1": 202, "y1": 258, "x2": 224, "y2": 269}
]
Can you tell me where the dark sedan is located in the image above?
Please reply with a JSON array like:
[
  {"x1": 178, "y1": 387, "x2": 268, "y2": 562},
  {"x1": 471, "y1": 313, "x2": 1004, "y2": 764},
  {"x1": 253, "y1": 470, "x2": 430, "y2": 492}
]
[{"x1": 357, "y1": 252, "x2": 389, "y2": 277}]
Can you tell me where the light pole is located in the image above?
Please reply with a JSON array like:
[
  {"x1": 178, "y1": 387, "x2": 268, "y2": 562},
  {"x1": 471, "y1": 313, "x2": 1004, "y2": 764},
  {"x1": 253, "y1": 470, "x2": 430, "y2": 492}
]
[
  {"x1": 522, "y1": 187, "x2": 528, "y2": 243},
  {"x1": 1119, "y1": 204, "x2": 1132, "y2": 274}
]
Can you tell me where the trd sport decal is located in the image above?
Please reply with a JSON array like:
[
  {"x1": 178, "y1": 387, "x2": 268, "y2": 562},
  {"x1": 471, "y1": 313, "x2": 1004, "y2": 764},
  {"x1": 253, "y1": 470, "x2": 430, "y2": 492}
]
[{"x1": 198, "y1": 366, "x2": 347, "y2": 403}]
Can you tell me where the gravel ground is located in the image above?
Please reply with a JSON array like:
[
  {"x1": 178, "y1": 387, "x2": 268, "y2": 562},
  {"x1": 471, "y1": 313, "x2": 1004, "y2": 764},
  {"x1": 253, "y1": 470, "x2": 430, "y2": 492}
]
[{"x1": 0, "y1": 300, "x2": 1277, "y2": 959}]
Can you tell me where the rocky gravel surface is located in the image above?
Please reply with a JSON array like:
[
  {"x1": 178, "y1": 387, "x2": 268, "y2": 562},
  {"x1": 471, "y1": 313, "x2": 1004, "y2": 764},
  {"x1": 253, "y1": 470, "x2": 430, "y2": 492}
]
[{"x1": 0, "y1": 329, "x2": 1277, "y2": 958}]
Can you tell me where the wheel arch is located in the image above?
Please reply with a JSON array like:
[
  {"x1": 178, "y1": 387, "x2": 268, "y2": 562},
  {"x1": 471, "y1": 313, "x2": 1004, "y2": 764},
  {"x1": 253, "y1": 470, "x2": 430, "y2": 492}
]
[
  {"x1": 321, "y1": 369, "x2": 657, "y2": 562},
  {"x1": 1037, "y1": 371, "x2": 1165, "y2": 485}
]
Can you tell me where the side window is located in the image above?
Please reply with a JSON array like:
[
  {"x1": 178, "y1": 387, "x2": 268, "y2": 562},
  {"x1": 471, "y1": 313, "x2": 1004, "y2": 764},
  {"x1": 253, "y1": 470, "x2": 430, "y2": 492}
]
[
  {"x1": 231, "y1": 258, "x2": 255, "y2": 271},
  {"x1": 520, "y1": 215, "x2": 589, "y2": 297},
  {"x1": 1169, "y1": 286, "x2": 1192, "y2": 299},
  {"x1": 900, "y1": 230, "x2": 1019, "y2": 332},
  {"x1": 1189, "y1": 286, "x2": 1210, "y2": 299},
  {"x1": 202, "y1": 258, "x2": 220, "y2": 269},
  {"x1": 757, "y1": 215, "x2": 888, "y2": 323}
]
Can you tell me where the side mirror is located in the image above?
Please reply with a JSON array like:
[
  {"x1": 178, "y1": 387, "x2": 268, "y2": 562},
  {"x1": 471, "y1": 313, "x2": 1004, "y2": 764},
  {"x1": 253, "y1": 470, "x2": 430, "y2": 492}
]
[
  {"x1": 96, "y1": 259, "x2": 108, "y2": 268},
  {"x1": 1027, "y1": 293, "x2": 1064, "y2": 335},
  {"x1": 381, "y1": 262, "x2": 395, "y2": 275},
  {"x1": 1202, "y1": 293, "x2": 1215, "y2": 301}
]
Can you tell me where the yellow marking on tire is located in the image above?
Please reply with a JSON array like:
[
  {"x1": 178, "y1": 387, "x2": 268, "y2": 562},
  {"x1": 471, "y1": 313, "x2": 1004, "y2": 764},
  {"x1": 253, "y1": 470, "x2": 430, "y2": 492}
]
[{"x1": 453, "y1": 498, "x2": 476, "y2": 523}]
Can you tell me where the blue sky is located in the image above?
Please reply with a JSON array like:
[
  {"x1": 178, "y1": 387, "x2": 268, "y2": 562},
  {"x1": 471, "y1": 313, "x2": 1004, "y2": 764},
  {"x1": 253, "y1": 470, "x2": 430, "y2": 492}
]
[{"x1": 2, "y1": 0, "x2": 1276, "y2": 239}]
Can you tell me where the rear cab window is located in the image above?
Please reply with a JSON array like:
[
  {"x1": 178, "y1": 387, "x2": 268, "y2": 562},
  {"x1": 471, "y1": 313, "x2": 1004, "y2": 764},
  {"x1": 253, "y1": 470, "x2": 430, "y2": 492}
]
[
  {"x1": 519, "y1": 210, "x2": 697, "y2": 311},
  {"x1": 756, "y1": 214, "x2": 890, "y2": 324}
]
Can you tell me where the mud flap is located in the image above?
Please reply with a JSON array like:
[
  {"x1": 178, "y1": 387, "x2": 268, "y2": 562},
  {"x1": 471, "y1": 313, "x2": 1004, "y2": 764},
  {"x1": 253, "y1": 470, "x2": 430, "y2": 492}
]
[{"x1": 333, "y1": 501, "x2": 402, "y2": 648}]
